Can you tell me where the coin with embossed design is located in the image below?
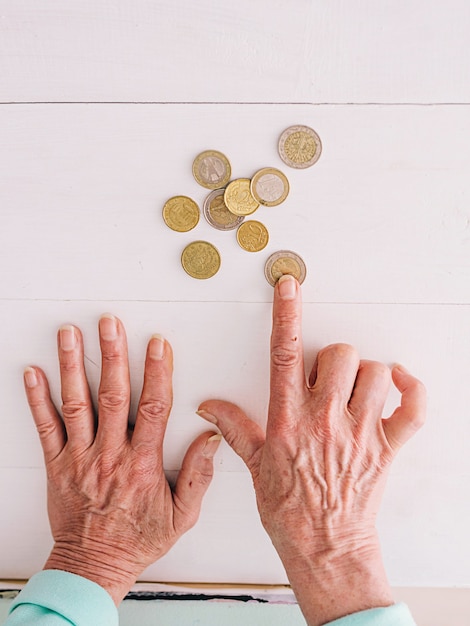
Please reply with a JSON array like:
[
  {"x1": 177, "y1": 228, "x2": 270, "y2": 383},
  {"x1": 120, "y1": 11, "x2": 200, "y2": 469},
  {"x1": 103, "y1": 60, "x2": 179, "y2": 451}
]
[
  {"x1": 162, "y1": 196, "x2": 200, "y2": 232},
  {"x1": 278, "y1": 125, "x2": 322, "y2": 169},
  {"x1": 192, "y1": 150, "x2": 232, "y2": 189},
  {"x1": 181, "y1": 241, "x2": 221, "y2": 279},
  {"x1": 224, "y1": 178, "x2": 260, "y2": 216},
  {"x1": 264, "y1": 250, "x2": 306, "y2": 286},
  {"x1": 236, "y1": 220, "x2": 269, "y2": 252},
  {"x1": 203, "y1": 188, "x2": 245, "y2": 231},
  {"x1": 250, "y1": 167, "x2": 290, "y2": 206}
]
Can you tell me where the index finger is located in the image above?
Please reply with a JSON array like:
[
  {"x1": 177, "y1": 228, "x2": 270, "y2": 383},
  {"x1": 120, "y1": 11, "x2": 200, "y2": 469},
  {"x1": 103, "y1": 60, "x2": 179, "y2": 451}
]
[{"x1": 269, "y1": 275, "x2": 306, "y2": 426}]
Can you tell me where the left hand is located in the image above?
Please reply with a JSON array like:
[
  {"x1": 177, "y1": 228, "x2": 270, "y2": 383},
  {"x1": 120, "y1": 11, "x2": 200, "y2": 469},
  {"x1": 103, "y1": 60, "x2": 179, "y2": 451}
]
[{"x1": 23, "y1": 314, "x2": 220, "y2": 605}]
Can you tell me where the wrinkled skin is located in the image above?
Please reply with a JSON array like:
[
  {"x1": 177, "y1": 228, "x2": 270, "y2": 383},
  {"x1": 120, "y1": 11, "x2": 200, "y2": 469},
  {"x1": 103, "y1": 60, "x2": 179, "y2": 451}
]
[
  {"x1": 24, "y1": 316, "x2": 220, "y2": 605},
  {"x1": 198, "y1": 275, "x2": 426, "y2": 625}
]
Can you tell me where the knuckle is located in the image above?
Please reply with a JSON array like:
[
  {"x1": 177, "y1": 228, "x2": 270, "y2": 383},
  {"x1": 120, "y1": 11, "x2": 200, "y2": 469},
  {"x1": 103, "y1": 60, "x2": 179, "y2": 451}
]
[
  {"x1": 35, "y1": 420, "x2": 60, "y2": 442},
  {"x1": 222, "y1": 427, "x2": 246, "y2": 454},
  {"x1": 192, "y1": 466, "x2": 214, "y2": 487},
  {"x1": 275, "y1": 309, "x2": 299, "y2": 326},
  {"x1": 271, "y1": 343, "x2": 300, "y2": 369},
  {"x1": 101, "y1": 350, "x2": 125, "y2": 365},
  {"x1": 138, "y1": 398, "x2": 171, "y2": 423},
  {"x1": 98, "y1": 388, "x2": 128, "y2": 412},
  {"x1": 365, "y1": 360, "x2": 391, "y2": 383},
  {"x1": 319, "y1": 343, "x2": 358, "y2": 361},
  {"x1": 61, "y1": 400, "x2": 90, "y2": 421},
  {"x1": 410, "y1": 407, "x2": 426, "y2": 430},
  {"x1": 60, "y1": 358, "x2": 82, "y2": 374}
]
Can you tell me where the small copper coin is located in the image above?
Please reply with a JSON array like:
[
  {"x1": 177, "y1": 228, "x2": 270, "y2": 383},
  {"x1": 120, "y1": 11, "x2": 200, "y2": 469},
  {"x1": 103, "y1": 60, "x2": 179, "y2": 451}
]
[
  {"x1": 236, "y1": 220, "x2": 269, "y2": 252},
  {"x1": 278, "y1": 125, "x2": 322, "y2": 169},
  {"x1": 162, "y1": 196, "x2": 200, "y2": 232},
  {"x1": 192, "y1": 150, "x2": 232, "y2": 189},
  {"x1": 250, "y1": 167, "x2": 290, "y2": 206},
  {"x1": 203, "y1": 188, "x2": 244, "y2": 231},
  {"x1": 264, "y1": 250, "x2": 307, "y2": 286},
  {"x1": 181, "y1": 241, "x2": 221, "y2": 279},
  {"x1": 224, "y1": 178, "x2": 260, "y2": 216}
]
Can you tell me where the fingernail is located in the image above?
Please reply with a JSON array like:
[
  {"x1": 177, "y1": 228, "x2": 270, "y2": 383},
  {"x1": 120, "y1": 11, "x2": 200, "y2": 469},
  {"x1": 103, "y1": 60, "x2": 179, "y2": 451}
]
[
  {"x1": 277, "y1": 274, "x2": 296, "y2": 300},
  {"x1": 196, "y1": 409, "x2": 218, "y2": 425},
  {"x1": 149, "y1": 334, "x2": 165, "y2": 360},
  {"x1": 59, "y1": 325, "x2": 76, "y2": 351},
  {"x1": 24, "y1": 367, "x2": 38, "y2": 388},
  {"x1": 99, "y1": 314, "x2": 118, "y2": 341},
  {"x1": 393, "y1": 363, "x2": 410, "y2": 375},
  {"x1": 203, "y1": 433, "x2": 223, "y2": 458}
]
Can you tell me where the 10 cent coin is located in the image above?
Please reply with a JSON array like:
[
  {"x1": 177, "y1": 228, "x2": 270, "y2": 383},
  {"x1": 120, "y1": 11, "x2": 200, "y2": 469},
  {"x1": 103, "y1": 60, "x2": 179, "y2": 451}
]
[{"x1": 236, "y1": 220, "x2": 269, "y2": 252}]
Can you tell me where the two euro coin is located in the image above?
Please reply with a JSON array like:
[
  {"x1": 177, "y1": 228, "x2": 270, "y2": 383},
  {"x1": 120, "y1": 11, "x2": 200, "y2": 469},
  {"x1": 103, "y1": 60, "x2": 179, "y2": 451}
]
[{"x1": 264, "y1": 250, "x2": 307, "y2": 286}]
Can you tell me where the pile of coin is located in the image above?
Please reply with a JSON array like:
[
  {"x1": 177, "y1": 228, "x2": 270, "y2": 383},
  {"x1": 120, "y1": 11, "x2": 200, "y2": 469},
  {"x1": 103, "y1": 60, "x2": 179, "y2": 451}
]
[{"x1": 162, "y1": 124, "x2": 322, "y2": 283}]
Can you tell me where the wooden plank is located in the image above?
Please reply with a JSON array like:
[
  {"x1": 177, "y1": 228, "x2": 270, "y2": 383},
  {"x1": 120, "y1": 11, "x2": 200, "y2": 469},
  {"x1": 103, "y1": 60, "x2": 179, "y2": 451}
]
[
  {"x1": 1, "y1": 299, "x2": 469, "y2": 585},
  {"x1": 1, "y1": 104, "x2": 469, "y2": 304},
  {"x1": 0, "y1": 1, "x2": 469, "y2": 104}
]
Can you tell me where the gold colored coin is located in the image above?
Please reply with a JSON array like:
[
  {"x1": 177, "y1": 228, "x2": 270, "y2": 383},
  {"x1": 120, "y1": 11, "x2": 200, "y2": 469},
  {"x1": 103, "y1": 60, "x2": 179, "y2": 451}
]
[
  {"x1": 192, "y1": 150, "x2": 232, "y2": 189},
  {"x1": 181, "y1": 241, "x2": 221, "y2": 279},
  {"x1": 162, "y1": 196, "x2": 200, "y2": 232},
  {"x1": 264, "y1": 250, "x2": 307, "y2": 286},
  {"x1": 278, "y1": 125, "x2": 322, "y2": 169},
  {"x1": 224, "y1": 178, "x2": 260, "y2": 216},
  {"x1": 236, "y1": 220, "x2": 269, "y2": 252},
  {"x1": 250, "y1": 167, "x2": 290, "y2": 206},
  {"x1": 203, "y1": 188, "x2": 245, "y2": 231}
]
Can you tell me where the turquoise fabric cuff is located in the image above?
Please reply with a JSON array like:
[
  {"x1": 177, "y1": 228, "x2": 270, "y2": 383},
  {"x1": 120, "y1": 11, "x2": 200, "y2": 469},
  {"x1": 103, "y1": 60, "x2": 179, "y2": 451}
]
[
  {"x1": 8, "y1": 570, "x2": 119, "y2": 626},
  {"x1": 325, "y1": 602, "x2": 416, "y2": 625}
]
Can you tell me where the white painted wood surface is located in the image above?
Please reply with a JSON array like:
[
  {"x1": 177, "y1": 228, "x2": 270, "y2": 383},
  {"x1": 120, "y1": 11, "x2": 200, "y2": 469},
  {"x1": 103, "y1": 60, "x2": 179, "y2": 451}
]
[
  {"x1": 0, "y1": 0, "x2": 470, "y2": 104},
  {"x1": 1, "y1": 0, "x2": 469, "y2": 589}
]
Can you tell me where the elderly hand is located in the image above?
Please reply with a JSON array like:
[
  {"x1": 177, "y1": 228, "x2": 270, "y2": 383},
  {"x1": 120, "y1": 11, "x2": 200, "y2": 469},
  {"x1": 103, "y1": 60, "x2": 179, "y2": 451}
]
[
  {"x1": 23, "y1": 315, "x2": 220, "y2": 605},
  {"x1": 198, "y1": 275, "x2": 426, "y2": 625}
]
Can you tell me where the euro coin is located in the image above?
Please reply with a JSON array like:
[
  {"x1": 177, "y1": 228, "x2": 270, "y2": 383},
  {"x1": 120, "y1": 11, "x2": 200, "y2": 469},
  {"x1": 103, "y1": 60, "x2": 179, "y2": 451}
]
[
  {"x1": 278, "y1": 125, "x2": 322, "y2": 169},
  {"x1": 264, "y1": 250, "x2": 307, "y2": 286},
  {"x1": 236, "y1": 220, "x2": 269, "y2": 252},
  {"x1": 203, "y1": 188, "x2": 245, "y2": 231},
  {"x1": 224, "y1": 178, "x2": 260, "y2": 216},
  {"x1": 162, "y1": 196, "x2": 200, "y2": 232},
  {"x1": 250, "y1": 167, "x2": 290, "y2": 206},
  {"x1": 181, "y1": 241, "x2": 221, "y2": 279},
  {"x1": 192, "y1": 150, "x2": 231, "y2": 189}
]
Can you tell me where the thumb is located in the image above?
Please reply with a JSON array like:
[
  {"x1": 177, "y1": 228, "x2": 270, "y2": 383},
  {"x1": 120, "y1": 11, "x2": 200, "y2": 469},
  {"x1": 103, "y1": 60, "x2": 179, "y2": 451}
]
[
  {"x1": 173, "y1": 430, "x2": 221, "y2": 534},
  {"x1": 197, "y1": 400, "x2": 265, "y2": 474},
  {"x1": 382, "y1": 365, "x2": 427, "y2": 452}
]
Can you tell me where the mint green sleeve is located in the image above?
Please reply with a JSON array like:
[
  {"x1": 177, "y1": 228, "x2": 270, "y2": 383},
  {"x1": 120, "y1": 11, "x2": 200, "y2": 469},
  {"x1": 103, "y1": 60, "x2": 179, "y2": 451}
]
[
  {"x1": 5, "y1": 570, "x2": 118, "y2": 626},
  {"x1": 324, "y1": 602, "x2": 416, "y2": 625}
]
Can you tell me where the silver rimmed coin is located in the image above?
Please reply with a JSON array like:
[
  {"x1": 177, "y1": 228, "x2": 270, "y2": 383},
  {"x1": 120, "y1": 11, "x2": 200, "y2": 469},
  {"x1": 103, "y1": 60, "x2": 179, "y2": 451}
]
[
  {"x1": 203, "y1": 188, "x2": 244, "y2": 231},
  {"x1": 192, "y1": 150, "x2": 232, "y2": 189},
  {"x1": 250, "y1": 167, "x2": 290, "y2": 206},
  {"x1": 278, "y1": 125, "x2": 322, "y2": 169},
  {"x1": 264, "y1": 250, "x2": 307, "y2": 286}
]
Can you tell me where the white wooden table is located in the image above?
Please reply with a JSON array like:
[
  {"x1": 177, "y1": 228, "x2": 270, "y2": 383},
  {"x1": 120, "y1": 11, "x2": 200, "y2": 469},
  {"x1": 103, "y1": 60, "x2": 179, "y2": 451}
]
[{"x1": 1, "y1": 1, "x2": 469, "y2": 589}]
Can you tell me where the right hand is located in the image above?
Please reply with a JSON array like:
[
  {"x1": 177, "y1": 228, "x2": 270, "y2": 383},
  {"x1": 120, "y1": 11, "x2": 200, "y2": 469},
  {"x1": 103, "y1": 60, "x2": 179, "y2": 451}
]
[{"x1": 198, "y1": 275, "x2": 426, "y2": 625}]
